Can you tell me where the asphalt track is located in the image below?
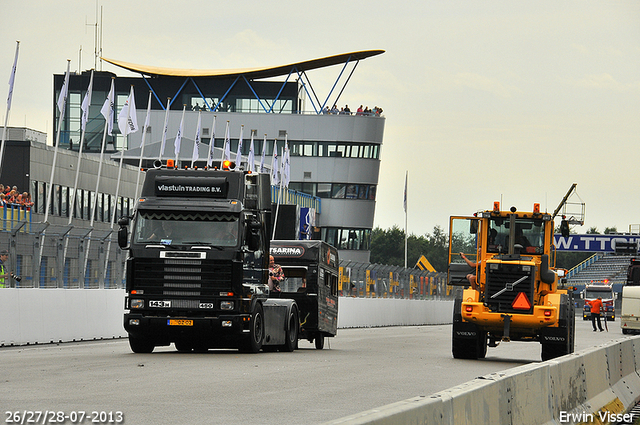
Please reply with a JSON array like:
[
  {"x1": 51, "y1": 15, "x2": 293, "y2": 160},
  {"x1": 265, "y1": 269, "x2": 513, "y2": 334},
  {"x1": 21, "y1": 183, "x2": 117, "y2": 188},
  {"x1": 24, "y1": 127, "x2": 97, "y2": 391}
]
[{"x1": 1, "y1": 319, "x2": 623, "y2": 425}]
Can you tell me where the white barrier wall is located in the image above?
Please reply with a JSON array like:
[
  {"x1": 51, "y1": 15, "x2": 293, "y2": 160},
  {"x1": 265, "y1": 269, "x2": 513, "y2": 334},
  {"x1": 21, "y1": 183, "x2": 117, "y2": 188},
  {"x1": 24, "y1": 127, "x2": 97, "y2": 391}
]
[
  {"x1": 0, "y1": 291, "x2": 453, "y2": 346},
  {"x1": 0, "y1": 289, "x2": 127, "y2": 346},
  {"x1": 337, "y1": 297, "x2": 454, "y2": 328},
  {"x1": 326, "y1": 337, "x2": 640, "y2": 425}
]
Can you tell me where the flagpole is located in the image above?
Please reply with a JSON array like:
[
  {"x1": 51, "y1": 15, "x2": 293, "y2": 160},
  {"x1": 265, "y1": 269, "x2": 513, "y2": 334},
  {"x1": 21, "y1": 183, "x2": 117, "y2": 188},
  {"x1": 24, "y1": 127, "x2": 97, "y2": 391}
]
[
  {"x1": 191, "y1": 111, "x2": 201, "y2": 168},
  {"x1": 404, "y1": 170, "x2": 408, "y2": 269},
  {"x1": 0, "y1": 40, "x2": 20, "y2": 178},
  {"x1": 158, "y1": 98, "x2": 170, "y2": 162},
  {"x1": 68, "y1": 70, "x2": 94, "y2": 226},
  {"x1": 272, "y1": 145, "x2": 283, "y2": 241},
  {"x1": 38, "y1": 59, "x2": 71, "y2": 284},
  {"x1": 174, "y1": 104, "x2": 185, "y2": 165},
  {"x1": 206, "y1": 114, "x2": 216, "y2": 168},
  {"x1": 134, "y1": 91, "x2": 152, "y2": 209},
  {"x1": 235, "y1": 125, "x2": 244, "y2": 170}
]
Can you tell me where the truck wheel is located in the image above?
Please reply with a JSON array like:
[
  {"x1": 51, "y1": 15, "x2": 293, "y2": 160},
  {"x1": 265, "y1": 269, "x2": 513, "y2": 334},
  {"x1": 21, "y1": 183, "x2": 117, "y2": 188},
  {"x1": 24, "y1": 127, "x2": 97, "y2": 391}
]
[
  {"x1": 315, "y1": 335, "x2": 325, "y2": 350},
  {"x1": 129, "y1": 335, "x2": 154, "y2": 354},
  {"x1": 174, "y1": 341, "x2": 193, "y2": 353},
  {"x1": 281, "y1": 308, "x2": 299, "y2": 352},
  {"x1": 242, "y1": 303, "x2": 264, "y2": 353},
  {"x1": 541, "y1": 298, "x2": 575, "y2": 361}
]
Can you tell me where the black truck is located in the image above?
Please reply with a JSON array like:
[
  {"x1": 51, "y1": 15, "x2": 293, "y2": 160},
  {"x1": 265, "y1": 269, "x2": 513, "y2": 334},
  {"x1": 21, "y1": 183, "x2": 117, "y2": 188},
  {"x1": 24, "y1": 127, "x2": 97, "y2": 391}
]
[
  {"x1": 117, "y1": 166, "x2": 298, "y2": 353},
  {"x1": 269, "y1": 240, "x2": 339, "y2": 349}
]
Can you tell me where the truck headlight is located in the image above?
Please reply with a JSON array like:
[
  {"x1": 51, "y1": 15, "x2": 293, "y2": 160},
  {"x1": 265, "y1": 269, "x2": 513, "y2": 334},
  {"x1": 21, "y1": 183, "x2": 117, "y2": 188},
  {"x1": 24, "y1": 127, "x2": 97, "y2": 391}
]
[
  {"x1": 130, "y1": 299, "x2": 144, "y2": 309},
  {"x1": 220, "y1": 301, "x2": 235, "y2": 310}
]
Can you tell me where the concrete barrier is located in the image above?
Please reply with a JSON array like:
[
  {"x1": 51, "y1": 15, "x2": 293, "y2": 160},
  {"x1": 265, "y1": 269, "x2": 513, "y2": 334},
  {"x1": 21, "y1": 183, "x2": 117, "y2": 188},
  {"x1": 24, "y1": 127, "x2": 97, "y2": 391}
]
[
  {"x1": 0, "y1": 292, "x2": 453, "y2": 346},
  {"x1": 325, "y1": 338, "x2": 640, "y2": 425},
  {"x1": 337, "y1": 297, "x2": 453, "y2": 328},
  {"x1": 0, "y1": 288, "x2": 127, "y2": 346}
]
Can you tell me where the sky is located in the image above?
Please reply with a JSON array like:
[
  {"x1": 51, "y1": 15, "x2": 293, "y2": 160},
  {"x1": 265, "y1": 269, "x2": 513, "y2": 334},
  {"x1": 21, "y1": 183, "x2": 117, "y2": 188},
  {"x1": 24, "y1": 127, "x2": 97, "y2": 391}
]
[{"x1": 1, "y1": 1, "x2": 639, "y2": 236}]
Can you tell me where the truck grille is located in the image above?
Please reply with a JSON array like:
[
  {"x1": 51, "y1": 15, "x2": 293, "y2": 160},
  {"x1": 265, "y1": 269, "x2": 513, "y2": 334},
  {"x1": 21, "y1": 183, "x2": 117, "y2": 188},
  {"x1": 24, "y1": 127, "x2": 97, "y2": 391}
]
[
  {"x1": 131, "y1": 257, "x2": 234, "y2": 297},
  {"x1": 484, "y1": 264, "x2": 535, "y2": 314}
]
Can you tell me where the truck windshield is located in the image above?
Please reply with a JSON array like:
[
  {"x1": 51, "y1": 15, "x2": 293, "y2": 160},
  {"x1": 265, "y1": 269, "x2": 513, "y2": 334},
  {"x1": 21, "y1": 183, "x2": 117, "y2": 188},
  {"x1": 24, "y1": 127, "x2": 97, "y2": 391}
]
[
  {"x1": 488, "y1": 217, "x2": 545, "y2": 254},
  {"x1": 585, "y1": 289, "x2": 613, "y2": 299},
  {"x1": 133, "y1": 211, "x2": 239, "y2": 246}
]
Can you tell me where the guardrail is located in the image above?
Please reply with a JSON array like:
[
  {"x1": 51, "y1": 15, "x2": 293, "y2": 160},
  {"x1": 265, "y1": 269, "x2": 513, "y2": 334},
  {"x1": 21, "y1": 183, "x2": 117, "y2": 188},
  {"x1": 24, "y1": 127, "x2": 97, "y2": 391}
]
[{"x1": 325, "y1": 337, "x2": 640, "y2": 424}]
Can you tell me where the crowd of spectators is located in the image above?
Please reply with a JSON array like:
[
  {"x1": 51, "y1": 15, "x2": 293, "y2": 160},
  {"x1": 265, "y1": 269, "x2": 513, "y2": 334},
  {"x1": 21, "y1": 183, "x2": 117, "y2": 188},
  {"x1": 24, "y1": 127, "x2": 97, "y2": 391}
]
[
  {"x1": 323, "y1": 104, "x2": 383, "y2": 116},
  {"x1": 0, "y1": 184, "x2": 33, "y2": 210}
]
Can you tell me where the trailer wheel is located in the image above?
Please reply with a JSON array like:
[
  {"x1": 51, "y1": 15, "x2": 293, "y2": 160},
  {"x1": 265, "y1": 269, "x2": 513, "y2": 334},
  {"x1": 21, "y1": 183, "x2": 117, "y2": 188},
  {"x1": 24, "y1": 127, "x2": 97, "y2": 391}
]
[
  {"x1": 129, "y1": 335, "x2": 155, "y2": 354},
  {"x1": 314, "y1": 335, "x2": 325, "y2": 350},
  {"x1": 242, "y1": 303, "x2": 264, "y2": 353},
  {"x1": 281, "y1": 308, "x2": 299, "y2": 352}
]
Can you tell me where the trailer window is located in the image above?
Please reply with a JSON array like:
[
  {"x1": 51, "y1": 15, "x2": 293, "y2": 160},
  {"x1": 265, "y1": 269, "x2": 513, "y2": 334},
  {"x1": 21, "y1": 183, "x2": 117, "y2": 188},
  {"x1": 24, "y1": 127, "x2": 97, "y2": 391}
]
[{"x1": 279, "y1": 267, "x2": 308, "y2": 293}]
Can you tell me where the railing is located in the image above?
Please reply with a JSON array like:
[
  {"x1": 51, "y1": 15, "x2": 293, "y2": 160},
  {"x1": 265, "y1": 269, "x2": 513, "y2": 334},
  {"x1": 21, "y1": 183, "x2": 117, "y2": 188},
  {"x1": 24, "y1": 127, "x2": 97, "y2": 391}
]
[
  {"x1": 338, "y1": 260, "x2": 452, "y2": 300},
  {"x1": 567, "y1": 252, "x2": 603, "y2": 278},
  {"x1": 1, "y1": 204, "x2": 32, "y2": 232},
  {"x1": 271, "y1": 186, "x2": 321, "y2": 213},
  {"x1": 0, "y1": 220, "x2": 125, "y2": 289}
]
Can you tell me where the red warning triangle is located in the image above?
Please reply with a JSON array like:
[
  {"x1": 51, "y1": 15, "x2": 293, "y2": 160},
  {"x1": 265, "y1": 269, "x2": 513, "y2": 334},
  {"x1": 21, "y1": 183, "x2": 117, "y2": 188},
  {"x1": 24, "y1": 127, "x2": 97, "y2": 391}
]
[{"x1": 512, "y1": 292, "x2": 531, "y2": 310}]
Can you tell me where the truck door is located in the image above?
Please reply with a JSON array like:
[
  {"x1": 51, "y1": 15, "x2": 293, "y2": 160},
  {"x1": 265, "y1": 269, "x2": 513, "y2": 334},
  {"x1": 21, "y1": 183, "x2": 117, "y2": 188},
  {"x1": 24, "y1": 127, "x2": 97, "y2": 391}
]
[{"x1": 448, "y1": 216, "x2": 482, "y2": 287}]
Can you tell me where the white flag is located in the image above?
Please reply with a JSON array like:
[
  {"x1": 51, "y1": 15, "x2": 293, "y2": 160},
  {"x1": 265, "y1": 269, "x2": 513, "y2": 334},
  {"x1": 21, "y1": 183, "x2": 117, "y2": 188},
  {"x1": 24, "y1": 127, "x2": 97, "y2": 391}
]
[
  {"x1": 117, "y1": 86, "x2": 138, "y2": 136},
  {"x1": 223, "y1": 121, "x2": 231, "y2": 162},
  {"x1": 207, "y1": 115, "x2": 216, "y2": 167},
  {"x1": 57, "y1": 61, "x2": 70, "y2": 113},
  {"x1": 247, "y1": 132, "x2": 255, "y2": 172},
  {"x1": 271, "y1": 139, "x2": 279, "y2": 185},
  {"x1": 175, "y1": 104, "x2": 185, "y2": 159},
  {"x1": 403, "y1": 171, "x2": 408, "y2": 213},
  {"x1": 192, "y1": 111, "x2": 201, "y2": 164},
  {"x1": 159, "y1": 98, "x2": 170, "y2": 158},
  {"x1": 260, "y1": 134, "x2": 267, "y2": 173},
  {"x1": 7, "y1": 41, "x2": 19, "y2": 111},
  {"x1": 100, "y1": 78, "x2": 115, "y2": 136},
  {"x1": 235, "y1": 125, "x2": 244, "y2": 168},
  {"x1": 80, "y1": 71, "x2": 94, "y2": 132},
  {"x1": 141, "y1": 91, "x2": 152, "y2": 147},
  {"x1": 283, "y1": 136, "x2": 290, "y2": 188}
]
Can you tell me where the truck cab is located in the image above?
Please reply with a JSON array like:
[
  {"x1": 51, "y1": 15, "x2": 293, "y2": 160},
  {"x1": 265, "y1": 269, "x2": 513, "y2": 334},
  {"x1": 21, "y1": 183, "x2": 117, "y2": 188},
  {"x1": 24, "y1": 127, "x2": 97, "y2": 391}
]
[
  {"x1": 448, "y1": 202, "x2": 575, "y2": 361},
  {"x1": 581, "y1": 283, "x2": 615, "y2": 321},
  {"x1": 119, "y1": 166, "x2": 298, "y2": 353}
]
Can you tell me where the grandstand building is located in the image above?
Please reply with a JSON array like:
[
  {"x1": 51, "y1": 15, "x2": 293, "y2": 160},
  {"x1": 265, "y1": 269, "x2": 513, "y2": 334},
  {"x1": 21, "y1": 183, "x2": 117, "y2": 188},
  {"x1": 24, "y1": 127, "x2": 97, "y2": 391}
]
[{"x1": 47, "y1": 51, "x2": 385, "y2": 262}]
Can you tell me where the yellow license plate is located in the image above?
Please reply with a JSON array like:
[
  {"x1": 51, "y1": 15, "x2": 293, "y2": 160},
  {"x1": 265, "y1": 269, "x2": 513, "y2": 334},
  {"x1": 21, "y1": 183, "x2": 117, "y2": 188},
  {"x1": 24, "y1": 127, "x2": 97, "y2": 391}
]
[{"x1": 168, "y1": 319, "x2": 193, "y2": 326}]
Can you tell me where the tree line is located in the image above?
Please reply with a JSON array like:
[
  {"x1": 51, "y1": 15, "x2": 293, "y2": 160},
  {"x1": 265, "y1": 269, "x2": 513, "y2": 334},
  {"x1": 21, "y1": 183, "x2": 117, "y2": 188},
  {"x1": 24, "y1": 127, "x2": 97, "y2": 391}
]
[{"x1": 370, "y1": 225, "x2": 619, "y2": 273}]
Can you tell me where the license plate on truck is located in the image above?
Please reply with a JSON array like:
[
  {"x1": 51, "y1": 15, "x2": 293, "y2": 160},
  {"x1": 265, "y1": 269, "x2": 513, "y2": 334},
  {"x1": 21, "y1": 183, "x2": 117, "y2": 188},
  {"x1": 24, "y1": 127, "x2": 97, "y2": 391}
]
[{"x1": 167, "y1": 319, "x2": 193, "y2": 326}]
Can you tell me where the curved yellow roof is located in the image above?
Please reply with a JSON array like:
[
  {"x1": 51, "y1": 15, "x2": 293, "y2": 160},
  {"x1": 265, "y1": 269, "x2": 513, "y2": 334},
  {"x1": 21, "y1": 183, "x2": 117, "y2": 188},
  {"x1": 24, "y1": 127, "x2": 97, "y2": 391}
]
[{"x1": 101, "y1": 50, "x2": 384, "y2": 79}]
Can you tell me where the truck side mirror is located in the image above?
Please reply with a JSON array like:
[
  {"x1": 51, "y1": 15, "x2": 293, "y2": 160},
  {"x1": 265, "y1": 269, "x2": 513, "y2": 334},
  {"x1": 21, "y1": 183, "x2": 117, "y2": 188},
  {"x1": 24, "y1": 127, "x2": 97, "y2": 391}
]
[
  {"x1": 246, "y1": 221, "x2": 261, "y2": 251},
  {"x1": 118, "y1": 222, "x2": 129, "y2": 249}
]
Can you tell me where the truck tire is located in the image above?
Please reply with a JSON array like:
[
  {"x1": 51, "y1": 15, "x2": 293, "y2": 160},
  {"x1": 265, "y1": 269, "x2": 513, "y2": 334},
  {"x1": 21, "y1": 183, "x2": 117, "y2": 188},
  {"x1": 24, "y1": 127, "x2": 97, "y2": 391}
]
[
  {"x1": 314, "y1": 335, "x2": 325, "y2": 350},
  {"x1": 129, "y1": 335, "x2": 155, "y2": 353},
  {"x1": 174, "y1": 341, "x2": 193, "y2": 352},
  {"x1": 452, "y1": 298, "x2": 486, "y2": 359},
  {"x1": 281, "y1": 308, "x2": 299, "y2": 352},
  {"x1": 541, "y1": 296, "x2": 575, "y2": 361},
  {"x1": 242, "y1": 303, "x2": 264, "y2": 353}
]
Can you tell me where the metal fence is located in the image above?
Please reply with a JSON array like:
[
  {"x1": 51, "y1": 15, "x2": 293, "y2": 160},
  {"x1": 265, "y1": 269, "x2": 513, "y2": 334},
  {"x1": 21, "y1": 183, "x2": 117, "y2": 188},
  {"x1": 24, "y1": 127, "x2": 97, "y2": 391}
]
[
  {"x1": 1, "y1": 208, "x2": 451, "y2": 298},
  {"x1": 0, "y1": 216, "x2": 125, "y2": 289},
  {"x1": 338, "y1": 261, "x2": 453, "y2": 300}
]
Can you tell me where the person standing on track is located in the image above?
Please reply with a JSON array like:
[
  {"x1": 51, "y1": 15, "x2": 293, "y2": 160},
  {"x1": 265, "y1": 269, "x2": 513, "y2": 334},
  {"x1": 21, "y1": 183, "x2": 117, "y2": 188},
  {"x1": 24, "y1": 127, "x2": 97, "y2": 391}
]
[{"x1": 590, "y1": 296, "x2": 604, "y2": 332}]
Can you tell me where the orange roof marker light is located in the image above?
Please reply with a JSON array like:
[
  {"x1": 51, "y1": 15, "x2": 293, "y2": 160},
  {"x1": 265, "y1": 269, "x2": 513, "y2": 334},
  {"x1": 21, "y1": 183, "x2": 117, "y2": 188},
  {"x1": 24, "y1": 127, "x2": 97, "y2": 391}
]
[
  {"x1": 493, "y1": 201, "x2": 500, "y2": 212},
  {"x1": 533, "y1": 203, "x2": 540, "y2": 213},
  {"x1": 166, "y1": 159, "x2": 175, "y2": 169},
  {"x1": 222, "y1": 160, "x2": 235, "y2": 171}
]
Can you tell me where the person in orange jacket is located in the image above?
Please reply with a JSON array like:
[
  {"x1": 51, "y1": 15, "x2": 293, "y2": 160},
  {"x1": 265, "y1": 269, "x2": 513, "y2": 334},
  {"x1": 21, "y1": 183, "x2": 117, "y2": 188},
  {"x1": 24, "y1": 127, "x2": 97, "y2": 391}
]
[{"x1": 590, "y1": 297, "x2": 604, "y2": 332}]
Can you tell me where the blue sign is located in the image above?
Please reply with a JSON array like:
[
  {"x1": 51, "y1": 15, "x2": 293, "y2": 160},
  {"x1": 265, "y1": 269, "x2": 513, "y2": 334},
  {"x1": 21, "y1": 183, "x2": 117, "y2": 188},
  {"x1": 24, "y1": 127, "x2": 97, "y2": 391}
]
[{"x1": 553, "y1": 234, "x2": 640, "y2": 252}]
